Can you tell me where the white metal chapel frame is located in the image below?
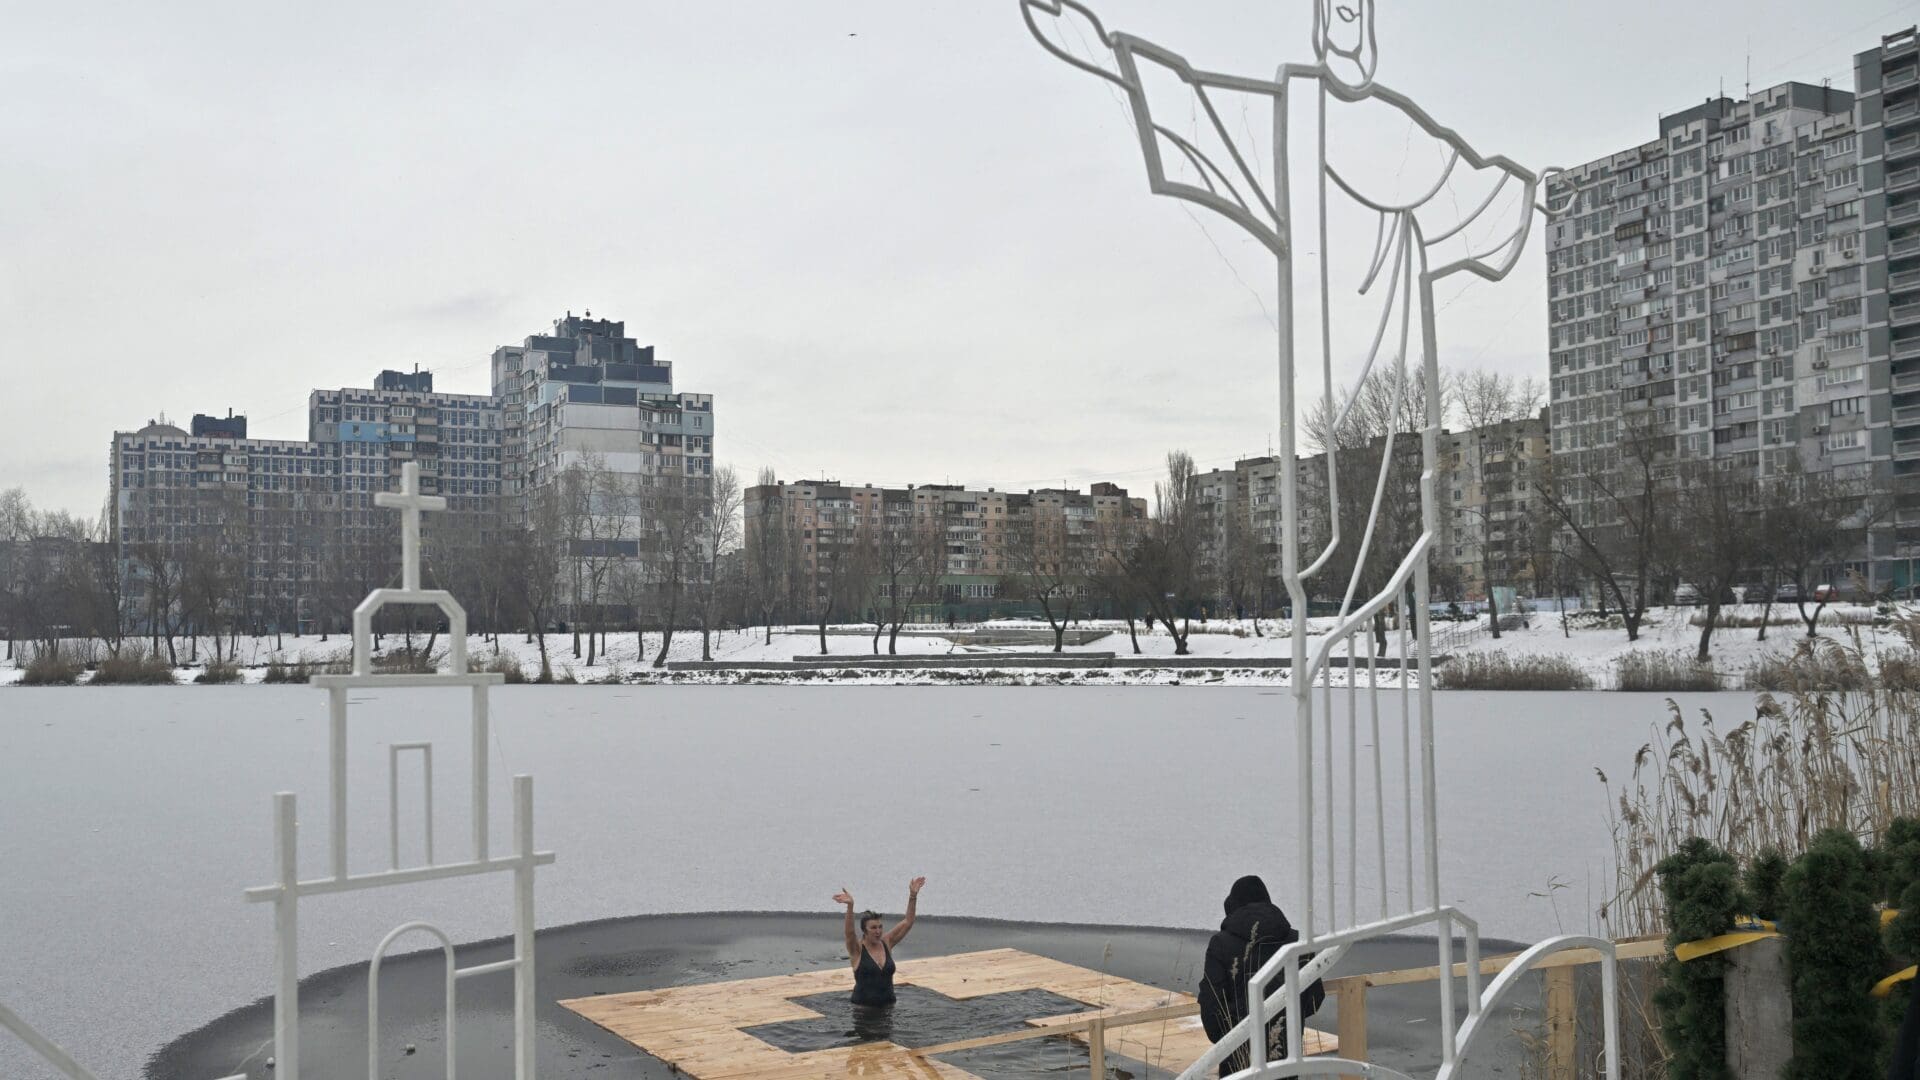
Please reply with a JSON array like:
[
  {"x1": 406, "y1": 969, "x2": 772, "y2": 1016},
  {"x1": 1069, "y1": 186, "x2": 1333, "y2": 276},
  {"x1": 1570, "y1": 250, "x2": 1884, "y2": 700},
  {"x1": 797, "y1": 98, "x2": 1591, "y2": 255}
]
[
  {"x1": 1019, "y1": 2, "x2": 1615, "y2": 1077},
  {"x1": 3, "y1": 462, "x2": 552, "y2": 1080}
]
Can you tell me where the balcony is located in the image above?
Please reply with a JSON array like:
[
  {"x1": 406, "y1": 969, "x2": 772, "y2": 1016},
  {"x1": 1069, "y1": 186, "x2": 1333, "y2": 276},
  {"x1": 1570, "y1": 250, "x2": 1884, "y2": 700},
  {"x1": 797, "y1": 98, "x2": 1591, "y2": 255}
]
[
  {"x1": 1900, "y1": 301, "x2": 1920, "y2": 326},
  {"x1": 1896, "y1": 234, "x2": 1920, "y2": 258},
  {"x1": 1898, "y1": 268, "x2": 1920, "y2": 294},
  {"x1": 1896, "y1": 167, "x2": 1920, "y2": 193},
  {"x1": 1895, "y1": 133, "x2": 1920, "y2": 163},
  {"x1": 1897, "y1": 404, "x2": 1920, "y2": 425},
  {"x1": 1892, "y1": 65, "x2": 1920, "y2": 92},
  {"x1": 1891, "y1": 99, "x2": 1920, "y2": 126},
  {"x1": 1901, "y1": 440, "x2": 1920, "y2": 461}
]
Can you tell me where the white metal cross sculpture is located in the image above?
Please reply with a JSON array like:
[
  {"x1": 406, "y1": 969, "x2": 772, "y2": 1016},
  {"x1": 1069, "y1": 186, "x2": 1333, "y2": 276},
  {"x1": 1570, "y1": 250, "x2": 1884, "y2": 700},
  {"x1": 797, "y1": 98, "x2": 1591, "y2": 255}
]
[
  {"x1": 0, "y1": 461, "x2": 552, "y2": 1080},
  {"x1": 1020, "y1": 4, "x2": 1613, "y2": 1078}
]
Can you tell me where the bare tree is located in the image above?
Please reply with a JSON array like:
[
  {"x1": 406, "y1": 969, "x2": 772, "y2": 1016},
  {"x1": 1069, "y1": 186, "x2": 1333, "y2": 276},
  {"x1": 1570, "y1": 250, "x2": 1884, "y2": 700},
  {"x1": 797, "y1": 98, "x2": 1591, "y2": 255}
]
[
  {"x1": 1534, "y1": 414, "x2": 1675, "y2": 642},
  {"x1": 998, "y1": 502, "x2": 1091, "y2": 653},
  {"x1": 1670, "y1": 460, "x2": 1759, "y2": 663},
  {"x1": 1452, "y1": 369, "x2": 1543, "y2": 639},
  {"x1": 1216, "y1": 500, "x2": 1270, "y2": 635},
  {"x1": 649, "y1": 474, "x2": 708, "y2": 668},
  {"x1": 1088, "y1": 515, "x2": 1147, "y2": 653},
  {"x1": 745, "y1": 470, "x2": 792, "y2": 644},
  {"x1": 133, "y1": 540, "x2": 185, "y2": 664},
  {"x1": 1303, "y1": 366, "x2": 1442, "y2": 654},
  {"x1": 1758, "y1": 464, "x2": 1891, "y2": 637},
  {"x1": 1129, "y1": 451, "x2": 1212, "y2": 655},
  {"x1": 855, "y1": 493, "x2": 925, "y2": 655},
  {"x1": 693, "y1": 466, "x2": 742, "y2": 661},
  {"x1": 507, "y1": 482, "x2": 567, "y2": 681}
]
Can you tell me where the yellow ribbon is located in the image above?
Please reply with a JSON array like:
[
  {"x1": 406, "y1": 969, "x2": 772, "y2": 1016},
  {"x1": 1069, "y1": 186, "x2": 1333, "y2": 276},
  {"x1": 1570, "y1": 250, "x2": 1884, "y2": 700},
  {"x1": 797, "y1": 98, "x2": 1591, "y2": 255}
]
[
  {"x1": 1875, "y1": 966, "x2": 1918, "y2": 999},
  {"x1": 1674, "y1": 929, "x2": 1780, "y2": 963}
]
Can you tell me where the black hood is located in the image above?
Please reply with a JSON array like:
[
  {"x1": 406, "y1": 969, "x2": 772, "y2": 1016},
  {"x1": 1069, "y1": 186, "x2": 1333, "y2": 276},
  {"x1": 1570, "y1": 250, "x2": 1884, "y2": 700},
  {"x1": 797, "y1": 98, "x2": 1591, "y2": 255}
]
[
  {"x1": 1219, "y1": 899, "x2": 1297, "y2": 945},
  {"x1": 1223, "y1": 874, "x2": 1272, "y2": 916}
]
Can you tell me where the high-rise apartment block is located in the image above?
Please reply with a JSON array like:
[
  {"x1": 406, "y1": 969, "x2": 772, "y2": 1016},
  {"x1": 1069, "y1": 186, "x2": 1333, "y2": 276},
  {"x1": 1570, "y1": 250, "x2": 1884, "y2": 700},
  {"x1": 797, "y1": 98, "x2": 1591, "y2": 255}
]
[
  {"x1": 492, "y1": 315, "x2": 715, "y2": 538},
  {"x1": 1542, "y1": 44, "x2": 1920, "y2": 581},
  {"x1": 110, "y1": 313, "x2": 712, "y2": 633}
]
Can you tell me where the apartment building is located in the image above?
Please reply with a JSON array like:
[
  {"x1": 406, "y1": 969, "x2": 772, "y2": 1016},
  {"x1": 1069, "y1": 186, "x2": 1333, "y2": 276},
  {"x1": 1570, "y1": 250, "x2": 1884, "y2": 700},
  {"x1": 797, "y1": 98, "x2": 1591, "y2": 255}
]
[
  {"x1": 1861, "y1": 28, "x2": 1920, "y2": 586},
  {"x1": 744, "y1": 478, "x2": 1147, "y2": 618},
  {"x1": 491, "y1": 314, "x2": 715, "y2": 539},
  {"x1": 110, "y1": 312, "x2": 715, "y2": 631},
  {"x1": 1444, "y1": 409, "x2": 1551, "y2": 599},
  {"x1": 1545, "y1": 64, "x2": 1907, "y2": 580},
  {"x1": 111, "y1": 412, "x2": 341, "y2": 631}
]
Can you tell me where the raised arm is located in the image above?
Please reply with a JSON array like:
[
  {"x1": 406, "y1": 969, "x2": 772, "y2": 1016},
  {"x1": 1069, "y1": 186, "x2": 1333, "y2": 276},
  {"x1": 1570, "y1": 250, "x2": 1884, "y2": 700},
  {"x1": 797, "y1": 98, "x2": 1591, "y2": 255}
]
[
  {"x1": 834, "y1": 888, "x2": 857, "y2": 958},
  {"x1": 887, "y1": 878, "x2": 926, "y2": 947}
]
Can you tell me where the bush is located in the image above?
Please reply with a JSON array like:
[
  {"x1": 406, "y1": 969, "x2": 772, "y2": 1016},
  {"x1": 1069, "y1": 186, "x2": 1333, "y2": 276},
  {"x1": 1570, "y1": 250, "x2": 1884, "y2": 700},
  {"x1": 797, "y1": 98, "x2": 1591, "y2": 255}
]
[
  {"x1": 19, "y1": 647, "x2": 83, "y2": 686},
  {"x1": 1434, "y1": 652, "x2": 1592, "y2": 690},
  {"x1": 194, "y1": 658, "x2": 243, "y2": 684},
  {"x1": 1783, "y1": 828, "x2": 1885, "y2": 1079},
  {"x1": 1653, "y1": 837, "x2": 1740, "y2": 1080},
  {"x1": 263, "y1": 656, "x2": 311, "y2": 684},
  {"x1": 468, "y1": 653, "x2": 526, "y2": 684},
  {"x1": 372, "y1": 649, "x2": 439, "y2": 674},
  {"x1": 1744, "y1": 642, "x2": 1872, "y2": 692},
  {"x1": 1879, "y1": 649, "x2": 1920, "y2": 692},
  {"x1": 1615, "y1": 650, "x2": 1721, "y2": 692},
  {"x1": 89, "y1": 648, "x2": 177, "y2": 685}
]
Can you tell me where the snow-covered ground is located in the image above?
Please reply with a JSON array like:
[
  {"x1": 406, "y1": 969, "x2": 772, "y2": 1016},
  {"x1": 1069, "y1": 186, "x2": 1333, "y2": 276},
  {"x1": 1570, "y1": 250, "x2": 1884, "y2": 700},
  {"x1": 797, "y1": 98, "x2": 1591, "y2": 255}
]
[
  {"x1": 0, "y1": 604, "x2": 1903, "y2": 688},
  {"x1": 1440, "y1": 601, "x2": 1906, "y2": 687}
]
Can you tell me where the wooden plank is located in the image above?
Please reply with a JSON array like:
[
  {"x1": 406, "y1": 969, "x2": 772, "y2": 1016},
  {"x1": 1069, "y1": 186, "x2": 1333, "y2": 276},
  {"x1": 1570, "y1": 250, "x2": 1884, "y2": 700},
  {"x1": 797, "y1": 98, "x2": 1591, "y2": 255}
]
[
  {"x1": 1544, "y1": 966, "x2": 1575, "y2": 1080},
  {"x1": 559, "y1": 947, "x2": 1341, "y2": 1080},
  {"x1": 1334, "y1": 978, "x2": 1368, "y2": 1080},
  {"x1": 1351, "y1": 937, "x2": 1667, "y2": 989}
]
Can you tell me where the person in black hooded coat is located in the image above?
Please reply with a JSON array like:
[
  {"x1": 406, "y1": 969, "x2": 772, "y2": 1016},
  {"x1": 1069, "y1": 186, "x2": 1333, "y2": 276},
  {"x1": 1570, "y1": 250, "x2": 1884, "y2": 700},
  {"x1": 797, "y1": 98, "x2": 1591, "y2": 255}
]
[{"x1": 1197, "y1": 875, "x2": 1325, "y2": 1076}]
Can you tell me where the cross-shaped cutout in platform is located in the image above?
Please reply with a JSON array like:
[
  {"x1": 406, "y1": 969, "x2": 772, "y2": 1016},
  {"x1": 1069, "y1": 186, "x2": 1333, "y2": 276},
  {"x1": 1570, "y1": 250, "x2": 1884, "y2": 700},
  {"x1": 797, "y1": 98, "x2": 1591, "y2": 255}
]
[{"x1": 744, "y1": 984, "x2": 1093, "y2": 1053}]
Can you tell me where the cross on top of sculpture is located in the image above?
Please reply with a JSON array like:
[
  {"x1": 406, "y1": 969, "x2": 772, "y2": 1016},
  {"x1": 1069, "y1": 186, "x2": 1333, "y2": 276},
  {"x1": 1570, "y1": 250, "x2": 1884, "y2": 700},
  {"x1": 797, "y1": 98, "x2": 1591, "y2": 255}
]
[{"x1": 375, "y1": 462, "x2": 445, "y2": 594}]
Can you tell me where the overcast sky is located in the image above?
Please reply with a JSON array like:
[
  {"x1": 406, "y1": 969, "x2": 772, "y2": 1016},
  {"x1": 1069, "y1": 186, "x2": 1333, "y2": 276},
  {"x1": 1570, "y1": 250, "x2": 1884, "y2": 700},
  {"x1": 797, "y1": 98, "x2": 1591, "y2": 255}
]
[{"x1": 4, "y1": 0, "x2": 1916, "y2": 519}]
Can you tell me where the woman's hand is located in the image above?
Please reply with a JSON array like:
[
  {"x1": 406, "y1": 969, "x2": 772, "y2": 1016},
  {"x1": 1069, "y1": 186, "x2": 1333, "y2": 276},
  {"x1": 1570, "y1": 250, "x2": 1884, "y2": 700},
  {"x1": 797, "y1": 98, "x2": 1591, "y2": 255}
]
[
  {"x1": 909, "y1": 877, "x2": 926, "y2": 897},
  {"x1": 834, "y1": 889, "x2": 854, "y2": 907}
]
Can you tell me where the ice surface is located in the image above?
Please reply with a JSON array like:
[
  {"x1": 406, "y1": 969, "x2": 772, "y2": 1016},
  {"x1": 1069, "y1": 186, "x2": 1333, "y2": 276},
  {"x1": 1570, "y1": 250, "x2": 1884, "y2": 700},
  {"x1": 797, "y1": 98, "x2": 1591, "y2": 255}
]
[{"x1": 0, "y1": 685, "x2": 1751, "y2": 1079}]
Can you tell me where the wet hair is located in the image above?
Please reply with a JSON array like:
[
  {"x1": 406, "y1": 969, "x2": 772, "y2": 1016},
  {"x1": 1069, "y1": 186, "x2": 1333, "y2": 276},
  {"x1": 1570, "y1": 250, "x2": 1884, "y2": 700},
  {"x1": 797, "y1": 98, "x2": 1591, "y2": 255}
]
[{"x1": 859, "y1": 910, "x2": 883, "y2": 933}]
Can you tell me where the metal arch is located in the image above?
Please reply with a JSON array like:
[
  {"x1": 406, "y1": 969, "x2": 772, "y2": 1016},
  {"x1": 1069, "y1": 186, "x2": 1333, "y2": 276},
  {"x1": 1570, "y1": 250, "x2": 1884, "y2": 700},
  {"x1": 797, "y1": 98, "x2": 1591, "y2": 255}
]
[
  {"x1": 1023, "y1": 3, "x2": 1602, "y2": 1077},
  {"x1": 368, "y1": 921, "x2": 460, "y2": 1080},
  {"x1": 1437, "y1": 935, "x2": 1623, "y2": 1080}
]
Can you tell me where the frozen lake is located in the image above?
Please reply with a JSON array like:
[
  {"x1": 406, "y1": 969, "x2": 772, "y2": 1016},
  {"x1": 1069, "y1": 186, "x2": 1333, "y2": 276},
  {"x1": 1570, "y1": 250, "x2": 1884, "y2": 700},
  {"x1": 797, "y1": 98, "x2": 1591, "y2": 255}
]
[{"x1": 0, "y1": 685, "x2": 1757, "y2": 1079}]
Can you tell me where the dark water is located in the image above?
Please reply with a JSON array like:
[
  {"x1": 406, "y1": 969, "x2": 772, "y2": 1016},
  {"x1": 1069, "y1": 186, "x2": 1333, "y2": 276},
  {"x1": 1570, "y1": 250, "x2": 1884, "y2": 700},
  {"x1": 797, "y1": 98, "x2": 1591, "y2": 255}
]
[{"x1": 744, "y1": 985, "x2": 1175, "y2": 1079}]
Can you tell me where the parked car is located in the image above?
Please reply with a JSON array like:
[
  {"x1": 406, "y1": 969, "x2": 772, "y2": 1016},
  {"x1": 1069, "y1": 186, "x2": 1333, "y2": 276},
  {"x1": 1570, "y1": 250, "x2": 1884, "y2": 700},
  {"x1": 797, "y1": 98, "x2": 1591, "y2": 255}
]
[
  {"x1": 1774, "y1": 583, "x2": 1802, "y2": 603},
  {"x1": 1674, "y1": 583, "x2": 1701, "y2": 606},
  {"x1": 1813, "y1": 583, "x2": 1839, "y2": 602}
]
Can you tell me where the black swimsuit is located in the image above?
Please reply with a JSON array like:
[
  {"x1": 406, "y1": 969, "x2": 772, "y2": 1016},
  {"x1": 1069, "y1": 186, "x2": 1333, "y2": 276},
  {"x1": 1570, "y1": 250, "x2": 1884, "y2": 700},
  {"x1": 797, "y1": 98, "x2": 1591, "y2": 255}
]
[{"x1": 851, "y1": 942, "x2": 896, "y2": 1006}]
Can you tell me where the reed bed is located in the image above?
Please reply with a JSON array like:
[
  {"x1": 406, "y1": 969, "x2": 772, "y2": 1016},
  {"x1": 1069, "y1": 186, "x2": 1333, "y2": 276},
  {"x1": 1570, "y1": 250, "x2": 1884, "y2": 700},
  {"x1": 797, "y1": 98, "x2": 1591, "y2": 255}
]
[{"x1": 1434, "y1": 652, "x2": 1593, "y2": 690}]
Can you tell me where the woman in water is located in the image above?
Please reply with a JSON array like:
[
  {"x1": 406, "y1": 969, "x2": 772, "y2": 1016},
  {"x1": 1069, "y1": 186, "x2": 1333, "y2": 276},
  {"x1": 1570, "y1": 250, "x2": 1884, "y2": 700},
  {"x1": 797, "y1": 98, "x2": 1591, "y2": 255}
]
[{"x1": 833, "y1": 877, "x2": 925, "y2": 1011}]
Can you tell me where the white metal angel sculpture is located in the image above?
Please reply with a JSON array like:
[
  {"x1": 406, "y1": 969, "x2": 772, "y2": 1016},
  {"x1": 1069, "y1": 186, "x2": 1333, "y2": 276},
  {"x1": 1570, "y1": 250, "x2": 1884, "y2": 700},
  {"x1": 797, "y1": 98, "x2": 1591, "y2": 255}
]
[{"x1": 1021, "y1": 3, "x2": 1609, "y2": 1078}]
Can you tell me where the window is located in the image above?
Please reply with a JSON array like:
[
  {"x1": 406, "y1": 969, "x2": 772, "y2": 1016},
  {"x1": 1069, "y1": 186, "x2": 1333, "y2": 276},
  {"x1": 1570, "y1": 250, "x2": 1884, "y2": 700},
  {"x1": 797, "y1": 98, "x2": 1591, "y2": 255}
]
[{"x1": 1831, "y1": 396, "x2": 1866, "y2": 416}]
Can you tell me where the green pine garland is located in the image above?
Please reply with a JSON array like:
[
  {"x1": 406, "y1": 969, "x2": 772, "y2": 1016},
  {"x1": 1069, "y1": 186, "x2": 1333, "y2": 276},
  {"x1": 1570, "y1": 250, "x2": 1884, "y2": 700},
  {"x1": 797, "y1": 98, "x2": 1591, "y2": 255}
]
[
  {"x1": 1784, "y1": 828, "x2": 1886, "y2": 1080},
  {"x1": 1654, "y1": 837, "x2": 1740, "y2": 1080}
]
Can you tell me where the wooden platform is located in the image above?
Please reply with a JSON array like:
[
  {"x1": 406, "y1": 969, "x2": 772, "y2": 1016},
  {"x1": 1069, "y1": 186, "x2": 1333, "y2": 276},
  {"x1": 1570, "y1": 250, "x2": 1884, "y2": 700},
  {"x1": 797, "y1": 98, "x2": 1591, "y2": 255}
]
[{"x1": 560, "y1": 947, "x2": 1336, "y2": 1078}]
